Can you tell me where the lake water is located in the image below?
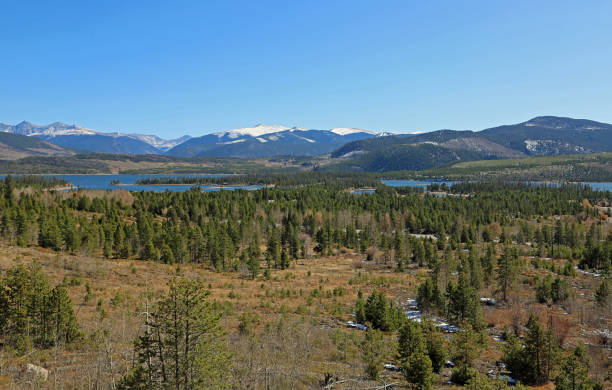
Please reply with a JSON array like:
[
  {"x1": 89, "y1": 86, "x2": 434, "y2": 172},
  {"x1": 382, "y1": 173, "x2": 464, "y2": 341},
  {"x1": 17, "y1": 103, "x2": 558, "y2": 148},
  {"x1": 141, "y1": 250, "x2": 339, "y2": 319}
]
[
  {"x1": 3, "y1": 174, "x2": 612, "y2": 193},
  {"x1": 382, "y1": 179, "x2": 612, "y2": 192},
  {"x1": 2, "y1": 174, "x2": 262, "y2": 192},
  {"x1": 381, "y1": 179, "x2": 458, "y2": 188}
]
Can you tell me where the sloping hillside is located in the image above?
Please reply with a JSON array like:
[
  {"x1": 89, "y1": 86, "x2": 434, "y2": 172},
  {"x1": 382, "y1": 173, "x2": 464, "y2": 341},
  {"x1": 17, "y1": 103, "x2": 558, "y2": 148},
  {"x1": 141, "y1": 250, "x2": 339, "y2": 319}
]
[
  {"x1": 329, "y1": 116, "x2": 612, "y2": 171},
  {"x1": 0, "y1": 132, "x2": 75, "y2": 159}
]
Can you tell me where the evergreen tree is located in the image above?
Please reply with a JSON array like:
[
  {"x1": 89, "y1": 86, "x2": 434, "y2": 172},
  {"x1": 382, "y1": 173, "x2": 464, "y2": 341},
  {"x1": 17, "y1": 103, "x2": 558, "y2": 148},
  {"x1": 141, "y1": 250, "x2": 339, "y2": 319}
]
[
  {"x1": 496, "y1": 246, "x2": 518, "y2": 302},
  {"x1": 555, "y1": 343, "x2": 598, "y2": 390},
  {"x1": 417, "y1": 278, "x2": 443, "y2": 313},
  {"x1": 503, "y1": 314, "x2": 558, "y2": 385},
  {"x1": 360, "y1": 328, "x2": 386, "y2": 380},
  {"x1": 422, "y1": 319, "x2": 446, "y2": 374},
  {"x1": 247, "y1": 254, "x2": 260, "y2": 279},
  {"x1": 266, "y1": 228, "x2": 281, "y2": 267},
  {"x1": 451, "y1": 323, "x2": 482, "y2": 385},
  {"x1": 123, "y1": 278, "x2": 230, "y2": 389},
  {"x1": 594, "y1": 279, "x2": 610, "y2": 308},
  {"x1": 447, "y1": 271, "x2": 483, "y2": 329},
  {"x1": 354, "y1": 290, "x2": 366, "y2": 324},
  {"x1": 0, "y1": 263, "x2": 80, "y2": 350}
]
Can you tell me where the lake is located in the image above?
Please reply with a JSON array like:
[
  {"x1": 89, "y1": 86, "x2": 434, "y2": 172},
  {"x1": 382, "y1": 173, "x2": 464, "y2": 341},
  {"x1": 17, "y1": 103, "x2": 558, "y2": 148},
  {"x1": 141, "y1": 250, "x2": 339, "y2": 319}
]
[
  {"x1": 381, "y1": 179, "x2": 458, "y2": 188},
  {"x1": 1, "y1": 174, "x2": 262, "y2": 192},
  {"x1": 382, "y1": 179, "x2": 612, "y2": 192},
  {"x1": 3, "y1": 174, "x2": 612, "y2": 193}
]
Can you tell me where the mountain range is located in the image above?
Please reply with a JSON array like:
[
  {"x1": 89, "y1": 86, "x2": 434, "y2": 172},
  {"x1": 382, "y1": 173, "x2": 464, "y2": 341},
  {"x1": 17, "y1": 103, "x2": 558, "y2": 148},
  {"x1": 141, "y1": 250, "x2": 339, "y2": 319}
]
[
  {"x1": 0, "y1": 121, "x2": 386, "y2": 157},
  {"x1": 327, "y1": 116, "x2": 612, "y2": 171},
  {"x1": 166, "y1": 124, "x2": 389, "y2": 158},
  {"x1": 0, "y1": 121, "x2": 190, "y2": 154},
  {"x1": 2, "y1": 117, "x2": 612, "y2": 172}
]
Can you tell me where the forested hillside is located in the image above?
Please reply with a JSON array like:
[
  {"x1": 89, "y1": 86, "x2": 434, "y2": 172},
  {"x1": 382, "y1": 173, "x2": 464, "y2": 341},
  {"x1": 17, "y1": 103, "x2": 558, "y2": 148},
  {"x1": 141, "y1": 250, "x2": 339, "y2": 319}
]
[{"x1": 330, "y1": 116, "x2": 612, "y2": 172}]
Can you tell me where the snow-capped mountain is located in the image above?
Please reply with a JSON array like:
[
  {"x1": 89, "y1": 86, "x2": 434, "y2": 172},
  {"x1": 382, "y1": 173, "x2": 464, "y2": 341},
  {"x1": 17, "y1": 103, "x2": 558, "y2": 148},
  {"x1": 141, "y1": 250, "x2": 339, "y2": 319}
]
[
  {"x1": 222, "y1": 124, "x2": 293, "y2": 139},
  {"x1": 126, "y1": 134, "x2": 192, "y2": 152},
  {"x1": 1, "y1": 121, "x2": 391, "y2": 157},
  {"x1": 166, "y1": 124, "x2": 388, "y2": 158},
  {"x1": 6, "y1": 121, "x2": 97, "y2": 137},
  {"x1": 1, "y1": 121, "x2": 191, "y2": 154}
]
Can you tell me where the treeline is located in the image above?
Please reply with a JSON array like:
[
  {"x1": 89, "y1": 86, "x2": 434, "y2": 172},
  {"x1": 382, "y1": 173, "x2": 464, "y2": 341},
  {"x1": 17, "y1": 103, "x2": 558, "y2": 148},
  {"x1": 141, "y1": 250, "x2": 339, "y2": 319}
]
[
  {"x1": 135, "y1": 171, "x2": 382, "y2": 187},
  {"x1": 1, "y1": 174, "x2": 70, "y2": 190}
]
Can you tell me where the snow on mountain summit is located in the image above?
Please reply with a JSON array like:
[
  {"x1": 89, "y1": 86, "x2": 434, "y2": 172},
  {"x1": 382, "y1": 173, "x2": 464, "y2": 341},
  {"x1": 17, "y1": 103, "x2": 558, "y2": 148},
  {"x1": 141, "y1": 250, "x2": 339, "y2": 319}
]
[
  {"x1": 10, "y1": 121, "x2": 98, "y2": 137},
  {"x1": 220, "y1": 124, "x2": 292, "y2": 139},
  {"x1": 330, "y1": 128, "x2": 374, "y2": 136},
  {"x1": 215, "y1": 124, "x2": 377, "y2": 139}
]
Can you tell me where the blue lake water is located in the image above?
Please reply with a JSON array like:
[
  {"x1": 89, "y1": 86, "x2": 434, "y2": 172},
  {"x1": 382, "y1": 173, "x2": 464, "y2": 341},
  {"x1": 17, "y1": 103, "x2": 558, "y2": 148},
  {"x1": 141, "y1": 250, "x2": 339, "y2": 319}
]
[
  {"x1": 381, "y1": 179, "x2": 458, "y2": 188},
  {"x1": 2, "y1": 174, "x2": 612, "y2": 193},
  {"x1": 351, "y1": 189, "x2": 376, "y2": 195},
  {"x1": 382, "y1": 179, "x2": 612, "y2": 192},
  {"x1": 1, "y1": 174, "x2": 263, "y2": 192}
]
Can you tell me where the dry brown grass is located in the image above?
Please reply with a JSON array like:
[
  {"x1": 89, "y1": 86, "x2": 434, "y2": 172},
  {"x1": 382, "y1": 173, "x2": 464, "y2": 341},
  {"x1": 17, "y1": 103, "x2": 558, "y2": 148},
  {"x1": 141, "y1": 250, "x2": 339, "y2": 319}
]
[{"x1": 0, "y1": 243, "x2": 609, "y2": 389}]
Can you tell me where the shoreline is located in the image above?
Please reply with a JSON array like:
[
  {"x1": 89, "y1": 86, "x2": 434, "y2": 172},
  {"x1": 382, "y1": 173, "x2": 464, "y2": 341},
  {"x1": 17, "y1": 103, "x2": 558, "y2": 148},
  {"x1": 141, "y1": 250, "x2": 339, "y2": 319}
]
[{"x1": 111, "y1": 182, "x2": 273, "y2": 188}]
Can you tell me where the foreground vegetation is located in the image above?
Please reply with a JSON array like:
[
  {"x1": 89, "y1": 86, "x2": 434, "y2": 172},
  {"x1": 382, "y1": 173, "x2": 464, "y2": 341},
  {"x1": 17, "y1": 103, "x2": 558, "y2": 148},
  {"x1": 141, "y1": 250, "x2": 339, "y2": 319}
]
[{"x1": 0, "y1": 175, "x2": 610, "y2": 388}]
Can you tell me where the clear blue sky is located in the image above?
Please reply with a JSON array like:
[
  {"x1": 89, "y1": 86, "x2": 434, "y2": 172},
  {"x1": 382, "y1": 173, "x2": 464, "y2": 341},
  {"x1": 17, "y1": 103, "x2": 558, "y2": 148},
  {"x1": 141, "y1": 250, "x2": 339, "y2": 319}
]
[{"x1": 1, "y1": 1, "x2": 611, "y2": 138}]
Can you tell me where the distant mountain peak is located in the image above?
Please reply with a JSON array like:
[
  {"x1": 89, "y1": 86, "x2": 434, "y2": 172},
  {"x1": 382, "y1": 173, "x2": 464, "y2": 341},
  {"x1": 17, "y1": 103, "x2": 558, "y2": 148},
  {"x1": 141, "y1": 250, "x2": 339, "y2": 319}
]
[
  {"x1": 523, "y1": 116, "x2": 609, "y2": 130},
  {"x1": 220, "y1": 124, "x2": 291, "y2": 139},
  {"x1": 16, "y1": 120, "x2": 35, "y2": 129}
]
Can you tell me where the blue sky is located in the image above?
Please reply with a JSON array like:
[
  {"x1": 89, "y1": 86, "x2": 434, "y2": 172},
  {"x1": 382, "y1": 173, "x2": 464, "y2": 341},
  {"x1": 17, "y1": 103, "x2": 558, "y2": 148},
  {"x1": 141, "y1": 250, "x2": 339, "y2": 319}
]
[{"x1": 1, "y1": 1, "x2": 611, "y2": 138}]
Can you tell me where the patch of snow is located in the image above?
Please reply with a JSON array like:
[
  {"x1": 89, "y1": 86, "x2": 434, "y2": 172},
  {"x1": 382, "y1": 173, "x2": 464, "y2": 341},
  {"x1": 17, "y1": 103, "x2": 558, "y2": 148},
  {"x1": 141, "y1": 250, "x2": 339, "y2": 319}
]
[
  {"x1": 347, "y1": 321, "x2": 368, "y2": 331},
  {"x1": 384, "y1": 364, "x2": 401, "y2": 371},
  {"x1": 524, "y1": 139, "x2": 539, "y2": 152},
  {"x1": 219, "y1": 124, "x2": 291, "y2": 139},
  {"x1": 338, "y1": 150, "x2": 366, "y2": 158},
  {"x1": 292, "y1": 134, "x2": 316, "y2": 143},
  {"x1": 330, "y1": 127, "x2": 374, "y2": 136},
  {"x1": 405, "y1": 311, "x2": 423, "y2": 322},
  {"x1": 128, "y1": 134, "x2": 191, "y2": 150},
  {"x1": 222, "y1": 139, "x2": 246, "y2": 145}
]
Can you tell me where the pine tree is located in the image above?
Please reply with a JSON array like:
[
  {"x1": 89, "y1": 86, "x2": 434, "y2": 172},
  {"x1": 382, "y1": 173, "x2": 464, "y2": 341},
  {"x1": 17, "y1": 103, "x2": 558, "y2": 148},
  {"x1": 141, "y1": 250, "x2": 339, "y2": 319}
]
[
  {"x1": 503, "y1": 314, "x2": 558, "y2": 385},
  {"x1": 247, "y1": 254, "x2": 260, "y2": 279},
  {"x1": 496, "y1": 246, "x2": 518, "y2": 302},
  {"x1": 361, "y1": 328, "x2": 386, "y2": 380},
  {"x1": 481, "y1": 244, "x2": 496, "y2": 287},
  {"x1": 123, "y1": 278, "x2": 230, "y2": 389},
  {"x1": 555, "y1": 343, "x2": 597, "y2": 390},
  {"x1": 399, "y1": 322, "x2": 434, "y2": 390},
  {"x1": 422, "y1": 318, "x2": 446, "y2": 374},
  {"x1": 280, "y1": 249, "x2": 290, "y2": 269},
  {"x1": 447, "y1": 271, "x2": 483, "y2": 329},
  {"x1": 354, "y1": 290, "x2": 366, "y2": 324},
  {"x1": 451, "y1": 323, "x2": 482, "y2": 385},
  {"x1": 0, "y1": 263, "x2": 80, "y2": 350},
  {"x1": 266, "y1": 228, "x2": 281, "y2": 267},
  {"x1": 595, "y1": 279, "x2": 610, "y2": 308}
]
